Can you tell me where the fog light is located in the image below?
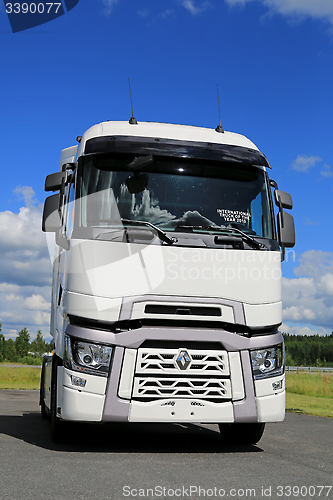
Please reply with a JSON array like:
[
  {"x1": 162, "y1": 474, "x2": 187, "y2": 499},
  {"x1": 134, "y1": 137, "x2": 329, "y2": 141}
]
[
  {"x1": 272, "y1": 380, "x2": 283, "y2": 391},
  {"x1": 71, "y1": 376, "x2": 87, "y2": 387}
]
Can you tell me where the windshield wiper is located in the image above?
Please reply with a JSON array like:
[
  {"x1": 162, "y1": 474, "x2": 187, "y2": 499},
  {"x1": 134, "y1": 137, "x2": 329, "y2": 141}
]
[
  {"x1": 223, "y1": 226, "x2": 267, "y2": 250},
  {"x1": 174, "y1": 224, "x2": 266, "y2": 249},
  {"x1": 121, "y1": 219, "x2": 178, "y2": 245}
]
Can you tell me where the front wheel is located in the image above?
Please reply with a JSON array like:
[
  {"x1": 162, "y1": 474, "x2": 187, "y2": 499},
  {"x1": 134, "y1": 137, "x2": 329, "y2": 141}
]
[
  {"x1": 218, "y1": 423, "x2": 265, "y2": 446},
  {"x1": 50, "y1": 359, "x2": 65, "y2": 443},
  {"x1": 39, "y1": 359, "x2": 49, "y2": 420}
]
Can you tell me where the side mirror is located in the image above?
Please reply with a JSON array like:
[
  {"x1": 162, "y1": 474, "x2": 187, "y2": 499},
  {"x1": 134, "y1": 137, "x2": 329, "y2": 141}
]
[
  {"x1": 42, "y1": 194, "x2": 61, "y2": 232},
  {"x1": 45, "y1": 172, "x2": 68, "y2": 192},
  {"x1": 274, "y1": 190, "x2": 293, "y2": 210},
  {"x1": 277, "y1": 212, "x2": 295, "y2": 248}
]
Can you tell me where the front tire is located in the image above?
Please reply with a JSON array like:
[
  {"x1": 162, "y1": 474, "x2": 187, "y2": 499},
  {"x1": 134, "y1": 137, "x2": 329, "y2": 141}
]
[
  {"x1": 50, "y1": 358, "x2": 65, "y2": 443},
  {"x1": 40, "y1": 359, "x2": 49, "y2": 420},
  {"x1": 219, "y1": 423, "x2": 265, "y2": 446}
]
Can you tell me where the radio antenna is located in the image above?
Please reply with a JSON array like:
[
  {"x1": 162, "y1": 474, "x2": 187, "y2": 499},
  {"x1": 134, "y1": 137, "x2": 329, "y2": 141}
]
[
  {"x1": 128, "y1": 78, "x2": 138, "y2": 124},
  {"x1": 215, "y1": 84, "x2": 224, "y2": 133}
]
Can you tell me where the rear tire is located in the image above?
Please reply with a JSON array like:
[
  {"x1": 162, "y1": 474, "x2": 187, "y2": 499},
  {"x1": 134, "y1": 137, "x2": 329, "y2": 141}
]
[{"x1": 218, "y1": 422, "x2": 265, "y2": 446}]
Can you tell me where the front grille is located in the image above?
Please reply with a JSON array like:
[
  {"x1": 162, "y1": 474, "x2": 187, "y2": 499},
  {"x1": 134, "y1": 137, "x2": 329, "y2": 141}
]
[
  {"x1": 133, "y1": 377, "x2": 231, "y2": 399},
  {"x1": 136, "y1": 348, "x2": 229, "y2": 376},
  {"x1": 130, "y1": 347, "x2": 231, "y2": 403}
]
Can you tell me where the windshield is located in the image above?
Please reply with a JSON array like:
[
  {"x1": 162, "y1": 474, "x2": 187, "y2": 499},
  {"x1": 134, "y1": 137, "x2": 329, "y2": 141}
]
[{"x1": 78, "y1": 155, "x2": 274, "y2": 240}]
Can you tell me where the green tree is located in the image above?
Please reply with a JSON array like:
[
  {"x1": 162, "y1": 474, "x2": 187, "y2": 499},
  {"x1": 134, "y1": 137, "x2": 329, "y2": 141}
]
[
  {"x1": 45, "y1": 338, "x2": 54, "y2": 353},
  {"x1": 0, "y1": 323, "x2": 5, "y2": 362},
  {"x1": 30, "y1": 330, "x2": 47, "y2": 358},
  {"x1": 15, "y1": 328, "x2": 30, "y2": 358},
  {"x1": 4, "y1": 338, "x2": 18, "y2": 362}
]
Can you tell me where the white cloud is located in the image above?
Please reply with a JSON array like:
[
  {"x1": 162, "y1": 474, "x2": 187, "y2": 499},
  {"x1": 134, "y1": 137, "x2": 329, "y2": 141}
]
[
  {"x1": 0, "y1": 188, "x2": 51, "y2": 287},
  {"x1": 293, "y1": 250, "x2": 333, "y2": 279},
  {"x1": 101, "y1": 0, "x2": 119, "y2": 15},
  {"x1": 0, "y1": 285, "x2": 51, "y2": 339},
  {"x1": 319, "y1": 273, "x2": 333, "y2": 295},
  {"x1": 138, "y1": 8, "x2": 149, "y2": 19},
  {"x1": 137, "y1": 1, "x2": 210, "y2": 23},
  {"x1": 13, "y1": 186, "x2": 38, "y2": 209},
  {"x1": 320, "y1": 164, "x2": 333, "y2": 178},
  {"x1": 178, "y1": 0, "x2": 211, "y2": 15},
  {"x1": 0, "y1": 187, "x2": 52, "y2": 339},
  {"x1": 225, "y1": 0, "x2": 333, "y2": 25},
  {"x1": 138, "y1": 8, "x2": 175, "y2": 24},
  {"x1": 6, "y1": 330, "x2": 19, "y2": 340},
  {"x1": 304, "y1": 218, "x2": 319, "y2": 226},
  {"x1": 23, "y1": 294, "x2": 50, "y2": 311},
  {"x1": 291, "y1": 155, "x2": 322, "y2": 172},
  {"x1": 282, "y1": 250, "x2": 333, "y2": 333},
  {"x1": 281, "y1": 324, "x2": 330, "y2": 336}
]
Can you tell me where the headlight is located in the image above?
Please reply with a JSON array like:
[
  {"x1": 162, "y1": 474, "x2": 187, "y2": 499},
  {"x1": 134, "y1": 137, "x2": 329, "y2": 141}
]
[
  {"x1": 64, "y1": 335, "x2": 112, "y2": 377},
  {"x1": 250, "y1": 343, "x2": 284, "y2": 380}
]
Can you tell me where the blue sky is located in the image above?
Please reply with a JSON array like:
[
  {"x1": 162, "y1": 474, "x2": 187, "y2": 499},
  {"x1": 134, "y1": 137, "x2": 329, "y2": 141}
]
[{"x1": 0, "y1": 0, "x2": 333, "y2": 340}]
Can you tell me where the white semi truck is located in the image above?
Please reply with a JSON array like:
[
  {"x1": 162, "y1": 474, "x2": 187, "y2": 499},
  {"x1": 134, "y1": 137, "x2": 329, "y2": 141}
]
[{"x1": 40, "y1": 119, "x2": 295, "y2": 444}]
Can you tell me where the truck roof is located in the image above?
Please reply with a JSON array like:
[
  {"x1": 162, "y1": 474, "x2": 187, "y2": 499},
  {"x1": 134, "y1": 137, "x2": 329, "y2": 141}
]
[
  {"x1": 68, "y1": 121, "x2": 270, "y2": 170},
  {"x1": 77, "y1": 121, "x2": 260, "y2": 155}
]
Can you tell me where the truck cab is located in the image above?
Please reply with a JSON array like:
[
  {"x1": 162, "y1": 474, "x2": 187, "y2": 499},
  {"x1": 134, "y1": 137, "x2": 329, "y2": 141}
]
[{"x1": 41, "y1": 120, "x2": 295, "y2": 444}]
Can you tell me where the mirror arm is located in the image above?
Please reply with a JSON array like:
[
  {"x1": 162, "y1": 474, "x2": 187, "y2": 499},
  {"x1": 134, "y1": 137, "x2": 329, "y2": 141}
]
[
  {"x1": 270, "y1": 179, "x2": 278, "y2": 189},
  {"x1": 56, "y1": 231, "x2": 70, "y2": 250},
  {"x1": 281, "y1": 245, "x2": 285, "y2": 262},
  {"x1": 278, "y1": 195, "x2": 284, "y2": 228},
  {"x1": 62, "y1": 162, "x2": 76, "y2": 172}
]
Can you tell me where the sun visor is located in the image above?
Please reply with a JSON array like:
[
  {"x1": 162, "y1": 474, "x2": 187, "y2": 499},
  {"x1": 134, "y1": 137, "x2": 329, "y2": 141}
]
[{"x1": 84, "y1": 136, "x2": 270, "y2": 169}]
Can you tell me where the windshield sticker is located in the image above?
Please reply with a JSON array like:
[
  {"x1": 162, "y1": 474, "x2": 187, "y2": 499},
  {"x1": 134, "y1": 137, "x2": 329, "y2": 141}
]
[{"x1": 217, "y1": 209, "x2": 251, "y2": 225}]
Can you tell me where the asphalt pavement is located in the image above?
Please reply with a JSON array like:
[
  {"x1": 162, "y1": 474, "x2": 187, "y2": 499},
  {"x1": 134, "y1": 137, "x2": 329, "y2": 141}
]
[{"x1": 0, "y1": 390, "x2": 332, "y2": 500}]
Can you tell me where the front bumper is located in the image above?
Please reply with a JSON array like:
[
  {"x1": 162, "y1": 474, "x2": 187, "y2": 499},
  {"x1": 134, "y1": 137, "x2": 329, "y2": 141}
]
[{"x1": 58, "y1": 324, "x2": 285, "y2": 424}]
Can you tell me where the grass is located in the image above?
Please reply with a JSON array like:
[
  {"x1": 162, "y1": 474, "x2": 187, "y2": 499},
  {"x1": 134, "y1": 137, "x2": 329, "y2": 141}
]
[
  {"x1": 0, "y1": 365, "x2": 42, "y2": 390},
  {"x1": 285, "y1": 371, "x2": 333, "y2": 398},
  {"x1": 285, "y1": 371, "x2": 333, "y2": 419},
  {"x1": 0, "y1": 366, "x2": 332, "y2": 419},
  {"x1": 286, "y1": 392, "x2": 333, "y2": 419}
]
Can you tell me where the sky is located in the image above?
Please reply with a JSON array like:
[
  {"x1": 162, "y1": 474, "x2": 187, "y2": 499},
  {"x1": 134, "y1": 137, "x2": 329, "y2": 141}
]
[{"x1": 0, "y1": 0, "x2": 333, "y2": 341}]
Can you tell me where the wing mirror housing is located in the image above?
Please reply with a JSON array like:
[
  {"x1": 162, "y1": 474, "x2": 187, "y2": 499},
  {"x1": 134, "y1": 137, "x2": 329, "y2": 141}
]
[
  {"x1": 45, "y1": 171, "x2": 68, "y2": 192},
  {"x1": 274, "y1": 189, "x2": 293, "y2": 210},
  {"x1": 42, "y1": 194, "x2": 61, "y2": 232},
  {"x1": 277, "y1": 211, "x2": 295, "y2": 248},
  {"x1": 271, "y1": 183, "x2": 295, "y2": 249}
]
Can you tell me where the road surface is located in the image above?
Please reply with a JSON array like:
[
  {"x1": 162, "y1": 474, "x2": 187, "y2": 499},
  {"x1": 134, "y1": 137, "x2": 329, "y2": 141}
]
[{"x1": 0, "y1": 390, "x2": 332, "y2": 500}]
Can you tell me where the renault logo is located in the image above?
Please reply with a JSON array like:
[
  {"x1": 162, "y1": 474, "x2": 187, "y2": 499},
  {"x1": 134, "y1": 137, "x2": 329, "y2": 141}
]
[{"x1": 175, "y1": 350, "x2": 191, "y2": 370}]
